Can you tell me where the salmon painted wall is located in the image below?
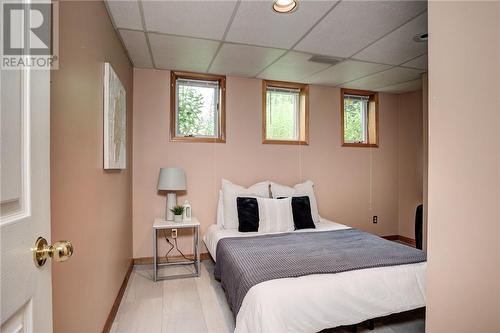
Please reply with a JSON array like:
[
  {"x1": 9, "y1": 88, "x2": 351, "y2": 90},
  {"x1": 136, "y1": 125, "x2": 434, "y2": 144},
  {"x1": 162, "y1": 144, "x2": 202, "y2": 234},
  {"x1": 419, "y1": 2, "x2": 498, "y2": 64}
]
[
  {"x1": 398, "y1": 91, "x2": 423, "y2": 239},
  {"x1": 51, "y1": 2, "x2": 133, "y2": 332},
  {"x1": 426, "y1": 1, "x2": 500, "y2": 332},
  {"x1": 422, "y1": 73, "x2": 429, "y2": 251},
  {"x1": 133, "y1": 69, "x2": 422, "y2": 258}
]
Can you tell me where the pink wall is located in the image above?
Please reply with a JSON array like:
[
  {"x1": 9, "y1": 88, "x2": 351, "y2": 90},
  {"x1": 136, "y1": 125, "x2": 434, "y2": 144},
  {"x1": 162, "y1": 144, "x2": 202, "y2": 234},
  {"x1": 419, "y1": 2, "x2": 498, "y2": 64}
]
[
  {"x1": 398, "y1": 91, "x2": 424, "y2": 238},
  {"x1": 50, "y1": 2, "x2": 133, "y2": 332},
  {"x1": 426, "y1": 1, "x2": 500, "y2": 332},
  {"x1": 133, "y1": 69, "x2": 422, "y2": 258},
  {"x1": 422, "y1": 73, "x2": 429, "y2": 251}
]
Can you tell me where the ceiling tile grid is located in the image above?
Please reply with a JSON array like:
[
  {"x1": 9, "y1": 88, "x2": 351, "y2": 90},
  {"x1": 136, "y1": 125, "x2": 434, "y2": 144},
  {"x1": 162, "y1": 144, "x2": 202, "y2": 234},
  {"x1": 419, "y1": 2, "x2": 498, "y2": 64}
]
[
  {"x1": 142, "y1": 1, "x2": 238, "y2": 40},
  {"x1": 401, "y1": 54, "x2": 428, "y2": 70},
  {"x1": 119, "y1": 29, "x2": 153, "y2": 68},
  {"x1": 377, "y1": 78, "x2": 423, "y2": 93},
  {"x1": 342, "y1": 67, "x2": 424, "y2": 91},
  {"x1": 209, "y1": 43, "x2": 286, "y2": 77},
  {"x1": 305, "y1": 60, "x2": 391, "y2": 86},
  {"x1": 257, "y1": 51, "x2": 332, "y2": 82},
  {"x1": 226, "y1": 1, "x2": 336, "y2": 49},
  {"x1": 105, "y1": 0, "x2": 428, "y2": 93},
  {"x1": 149, "y1": 33, "x2": 220, "y2": 72},
  {"x1": 106, "y1": 0, "x2": 143, "y2": 30},
  {"x1": 352, "y1": 12, "x2": 428, "y2": 65},
  {"x1": 294, "y1": 1, "x2": 427, "y2": 58}
]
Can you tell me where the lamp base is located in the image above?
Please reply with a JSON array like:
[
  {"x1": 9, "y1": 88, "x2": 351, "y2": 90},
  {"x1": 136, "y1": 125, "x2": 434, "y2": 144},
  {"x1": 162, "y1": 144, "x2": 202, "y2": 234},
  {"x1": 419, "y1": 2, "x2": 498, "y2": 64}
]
[{"x1": 166, "y1": 193, "x2": 177, "y2": 221}]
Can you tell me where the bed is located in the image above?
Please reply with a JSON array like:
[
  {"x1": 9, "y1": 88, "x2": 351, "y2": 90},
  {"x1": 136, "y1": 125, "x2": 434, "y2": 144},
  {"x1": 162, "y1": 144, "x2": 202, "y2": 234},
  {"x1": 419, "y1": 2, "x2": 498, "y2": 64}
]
[{"x1": 204, "y1": 218, "x2": 427, "y2": 333}]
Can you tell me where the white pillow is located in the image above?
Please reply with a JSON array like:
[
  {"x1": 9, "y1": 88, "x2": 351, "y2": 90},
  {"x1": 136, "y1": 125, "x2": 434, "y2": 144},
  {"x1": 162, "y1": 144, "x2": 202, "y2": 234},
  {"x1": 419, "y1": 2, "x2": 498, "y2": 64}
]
[
  {"x1": 222, "y1": 179, "x2": 270, "y2": 229},
  {"x1": 216, "y1": 190, "x2": 224, "y2": 229},
  {"x1": 257, "y1": 197, "x2": 294, "y2": 234},
  {"x1": 270, "y1": 180, "x2": 320, "y2": 223}
]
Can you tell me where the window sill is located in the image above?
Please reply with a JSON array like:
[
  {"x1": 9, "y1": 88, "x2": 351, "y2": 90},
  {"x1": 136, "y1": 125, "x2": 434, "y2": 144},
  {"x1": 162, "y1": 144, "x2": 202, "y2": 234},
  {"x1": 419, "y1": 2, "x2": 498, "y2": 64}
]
[
  {"x1": 342, "y1": 143, "x2": 379, "y2": 148},
  {"x1": 171, "y1": 136, "x2": 226, "y2": 143},
  {"x1": 263, "y1": 139, "x2": 309, "y2": 145}
]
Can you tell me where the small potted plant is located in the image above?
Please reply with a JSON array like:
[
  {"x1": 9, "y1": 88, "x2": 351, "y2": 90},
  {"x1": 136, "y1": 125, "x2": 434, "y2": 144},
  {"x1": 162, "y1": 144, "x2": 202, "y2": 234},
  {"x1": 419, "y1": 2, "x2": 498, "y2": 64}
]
[{"x1": 170, "y1": 205, "x2": 185, "y2": 223}]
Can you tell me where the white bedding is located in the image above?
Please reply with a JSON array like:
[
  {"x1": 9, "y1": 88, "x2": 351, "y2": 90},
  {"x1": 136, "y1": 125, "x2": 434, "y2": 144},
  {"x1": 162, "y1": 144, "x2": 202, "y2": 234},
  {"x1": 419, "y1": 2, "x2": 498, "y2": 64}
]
[{"x1": 203, "y1": 220, "x2": 426, "y2": 333}]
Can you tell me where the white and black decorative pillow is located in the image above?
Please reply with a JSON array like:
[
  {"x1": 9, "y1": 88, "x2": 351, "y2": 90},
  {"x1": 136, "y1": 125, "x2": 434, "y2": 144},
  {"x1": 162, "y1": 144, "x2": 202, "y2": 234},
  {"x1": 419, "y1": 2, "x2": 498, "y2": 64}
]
[
  {"x1": 270, "y1": 180, "x2": 321, "y2": 223},
  {"x1": 278, "y1": 196, "x2": 316, "y2": 230},
  {"x1": 236, "y1": 197, "x2": 259, "y2": 232},
  {"x1": 221, "y1": 179, "x2": 270, "y2": 229},
  {"x1": 257, "y1": 197, "x2": 294, "y2": 233}
]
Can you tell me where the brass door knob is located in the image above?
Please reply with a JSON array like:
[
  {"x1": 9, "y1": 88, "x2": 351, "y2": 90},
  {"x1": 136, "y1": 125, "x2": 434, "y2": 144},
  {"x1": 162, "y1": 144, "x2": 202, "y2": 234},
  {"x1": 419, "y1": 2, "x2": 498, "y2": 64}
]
[{"x1": 33, "y1": 237, "x2": 74, "y2": 267}]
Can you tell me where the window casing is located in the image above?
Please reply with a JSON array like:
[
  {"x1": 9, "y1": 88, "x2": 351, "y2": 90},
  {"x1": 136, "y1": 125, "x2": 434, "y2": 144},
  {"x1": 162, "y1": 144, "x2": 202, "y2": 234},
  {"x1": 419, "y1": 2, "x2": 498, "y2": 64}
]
[
  {"x1": 170, "y1": 71, "x2": 226, "y2": 143},
  {"x1": 341, "y1": 88, "x2": 378, "y2": 147},
  {"x1": 262, "y1": 80, "x2": 309, "y2": 145}
]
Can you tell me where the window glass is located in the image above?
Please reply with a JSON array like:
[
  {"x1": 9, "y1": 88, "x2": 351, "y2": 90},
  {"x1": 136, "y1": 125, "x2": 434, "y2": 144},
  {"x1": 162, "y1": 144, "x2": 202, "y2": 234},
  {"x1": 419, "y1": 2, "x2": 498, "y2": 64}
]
[
  {"x1": 262, "y1": 80, "x2": 308, "y2": 145},
  {"x1": 266, "y1": 87, "x2": 300, "y2": 141},
  {"x1": 341, "y1": 89, "x2": 378, "y2": 147},
  {"x1": 343, "y1": 94, "x2": 369, "y2": 143},
  {"x1": 170, "y1": 72, "x2": 225, "y2": 143},
  {"x1": 176, "y1": 78, "x2": 219, "y2": 138}
]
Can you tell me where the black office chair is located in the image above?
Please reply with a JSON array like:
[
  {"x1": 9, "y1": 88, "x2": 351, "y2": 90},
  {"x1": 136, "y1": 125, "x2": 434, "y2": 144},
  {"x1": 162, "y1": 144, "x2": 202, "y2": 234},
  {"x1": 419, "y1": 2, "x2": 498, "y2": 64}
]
[{"x1": 415, "y1": 204, "x2": 423, "y2": 250}]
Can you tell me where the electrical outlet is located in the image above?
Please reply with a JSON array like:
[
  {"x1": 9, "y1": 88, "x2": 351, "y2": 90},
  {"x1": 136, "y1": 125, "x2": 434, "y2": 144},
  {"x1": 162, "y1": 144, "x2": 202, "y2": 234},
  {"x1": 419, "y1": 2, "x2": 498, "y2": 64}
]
[
  {"x1": 171, "y1": 229, "x2": 178, "y2": 239},
  {"x1": 373, "y1": 216, "x2": 378, "y2": 224}
]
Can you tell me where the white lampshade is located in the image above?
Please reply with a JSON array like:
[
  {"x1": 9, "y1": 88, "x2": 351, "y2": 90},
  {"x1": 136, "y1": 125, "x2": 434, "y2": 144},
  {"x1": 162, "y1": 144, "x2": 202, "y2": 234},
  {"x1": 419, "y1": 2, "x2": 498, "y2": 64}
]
[{"x1": 157, "y1": 168, "x2": 186, "y2": 191}]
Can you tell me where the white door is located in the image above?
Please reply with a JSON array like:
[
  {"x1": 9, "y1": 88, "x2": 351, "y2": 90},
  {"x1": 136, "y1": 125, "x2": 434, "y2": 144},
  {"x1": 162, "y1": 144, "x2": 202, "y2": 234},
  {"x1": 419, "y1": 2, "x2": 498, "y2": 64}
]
[{"x1": 0, "y1": 60, "x2": 58, "y2": 332}]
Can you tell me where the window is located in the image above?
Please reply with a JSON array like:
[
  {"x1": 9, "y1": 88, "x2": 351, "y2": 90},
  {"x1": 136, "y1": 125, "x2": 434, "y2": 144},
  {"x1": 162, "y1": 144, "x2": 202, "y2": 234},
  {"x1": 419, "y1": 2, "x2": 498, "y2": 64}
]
[
  {"x1": 262, "y1": 80, "x2": 309, "y2": 145},
  {"x1": 170, "y1": 71, "x2": 226, "y2": 142},
  {"x1": 341, "y1": 88, "x2": 378, "y2": 147}
]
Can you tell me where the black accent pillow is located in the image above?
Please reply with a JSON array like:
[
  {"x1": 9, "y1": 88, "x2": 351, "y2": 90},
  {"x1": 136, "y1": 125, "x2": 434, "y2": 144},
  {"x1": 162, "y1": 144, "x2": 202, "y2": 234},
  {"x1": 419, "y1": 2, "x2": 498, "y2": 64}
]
[
  {"x1": 236, "y1": 197, "x2": 259, "y2": 232},
  {"x1": 278, "y1": 196, "x2": 316, "y2": 230}
]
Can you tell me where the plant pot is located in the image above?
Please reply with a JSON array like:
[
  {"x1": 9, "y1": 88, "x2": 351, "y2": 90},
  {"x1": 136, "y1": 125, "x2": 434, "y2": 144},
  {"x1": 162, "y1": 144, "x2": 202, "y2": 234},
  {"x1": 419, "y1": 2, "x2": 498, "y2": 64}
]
[{"x1": 174, "y1": 214, "x2": 182, "y2": 223}]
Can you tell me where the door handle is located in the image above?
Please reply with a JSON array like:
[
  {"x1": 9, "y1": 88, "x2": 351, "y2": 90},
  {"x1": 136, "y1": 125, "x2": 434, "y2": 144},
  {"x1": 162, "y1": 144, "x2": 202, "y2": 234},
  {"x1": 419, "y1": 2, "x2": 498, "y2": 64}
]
[{"x1": 32, "y1": 237, "x2": 74, "y2": 267}]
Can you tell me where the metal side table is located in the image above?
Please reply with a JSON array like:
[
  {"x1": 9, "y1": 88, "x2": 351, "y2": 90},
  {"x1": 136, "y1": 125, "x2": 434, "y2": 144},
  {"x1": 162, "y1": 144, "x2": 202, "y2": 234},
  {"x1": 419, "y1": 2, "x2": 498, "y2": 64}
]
[{"x1": 152, "y1": 217, "x2": 200, "y2": 281}]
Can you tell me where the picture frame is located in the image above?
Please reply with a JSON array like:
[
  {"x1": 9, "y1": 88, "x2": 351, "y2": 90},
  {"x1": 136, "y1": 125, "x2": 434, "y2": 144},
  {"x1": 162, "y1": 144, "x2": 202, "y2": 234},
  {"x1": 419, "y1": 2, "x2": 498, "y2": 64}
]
[{"x1": 103, "y1": 62, "x2": 126, "y2": 169}]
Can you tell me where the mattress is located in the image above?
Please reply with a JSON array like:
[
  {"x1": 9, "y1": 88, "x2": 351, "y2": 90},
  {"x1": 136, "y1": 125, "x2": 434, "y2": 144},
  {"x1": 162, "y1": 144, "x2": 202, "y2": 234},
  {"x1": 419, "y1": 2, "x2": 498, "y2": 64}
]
[{"x1": 203, "y1": 220, "x2": 426, "y2": 333}]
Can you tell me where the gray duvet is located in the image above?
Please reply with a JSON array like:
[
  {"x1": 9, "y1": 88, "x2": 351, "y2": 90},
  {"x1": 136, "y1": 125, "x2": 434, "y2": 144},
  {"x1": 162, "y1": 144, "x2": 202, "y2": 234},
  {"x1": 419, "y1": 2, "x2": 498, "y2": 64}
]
[{"x1": 214, "y1": 228, "x2": 426, "y2": 317}]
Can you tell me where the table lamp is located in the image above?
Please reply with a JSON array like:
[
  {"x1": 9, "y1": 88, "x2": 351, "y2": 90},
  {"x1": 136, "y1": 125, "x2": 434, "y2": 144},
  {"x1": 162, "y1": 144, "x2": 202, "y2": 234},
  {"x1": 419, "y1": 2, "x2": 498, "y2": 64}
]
[{"x1": 157, "y1": 168, "x2": 186, "y2": 220}]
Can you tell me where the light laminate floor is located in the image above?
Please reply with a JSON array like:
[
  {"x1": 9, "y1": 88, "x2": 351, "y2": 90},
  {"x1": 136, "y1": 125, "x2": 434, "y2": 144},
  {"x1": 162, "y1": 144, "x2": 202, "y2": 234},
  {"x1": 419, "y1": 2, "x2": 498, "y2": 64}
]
[{"x1": 111, "y1": 260, "x2": 425, "y2": 333}]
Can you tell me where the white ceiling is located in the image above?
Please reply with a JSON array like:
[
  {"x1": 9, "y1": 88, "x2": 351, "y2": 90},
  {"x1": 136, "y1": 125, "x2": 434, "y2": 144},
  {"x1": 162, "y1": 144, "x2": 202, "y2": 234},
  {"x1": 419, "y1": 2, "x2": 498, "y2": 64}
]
[{"x1": 105, "y1": 0, "x2": 428, "y2": 93}]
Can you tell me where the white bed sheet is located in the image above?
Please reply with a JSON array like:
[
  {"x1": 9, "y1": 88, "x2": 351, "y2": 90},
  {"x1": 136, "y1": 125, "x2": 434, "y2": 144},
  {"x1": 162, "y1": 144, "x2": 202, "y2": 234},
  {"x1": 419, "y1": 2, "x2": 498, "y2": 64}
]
[{"x1": 203, "y1": 220, "x2": 426, "y2": 333}]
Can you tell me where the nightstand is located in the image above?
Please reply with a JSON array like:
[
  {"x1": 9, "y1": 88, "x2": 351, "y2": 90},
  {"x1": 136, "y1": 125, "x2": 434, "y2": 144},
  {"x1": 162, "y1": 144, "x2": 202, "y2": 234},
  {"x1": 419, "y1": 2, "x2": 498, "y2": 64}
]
[{"x1": 152, "y1": 217, "x2": 200, "y2": 281}]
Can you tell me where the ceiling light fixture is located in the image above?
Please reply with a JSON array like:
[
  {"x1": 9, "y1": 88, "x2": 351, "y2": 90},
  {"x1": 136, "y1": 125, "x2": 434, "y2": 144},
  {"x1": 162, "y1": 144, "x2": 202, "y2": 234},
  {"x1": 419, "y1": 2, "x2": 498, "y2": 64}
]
[
  {"x1": 413, "y1": 33, "x2": 428, "y2": 42},
  {"x1": 273, "y1": 0, "x2": 298, "y2": 13}
]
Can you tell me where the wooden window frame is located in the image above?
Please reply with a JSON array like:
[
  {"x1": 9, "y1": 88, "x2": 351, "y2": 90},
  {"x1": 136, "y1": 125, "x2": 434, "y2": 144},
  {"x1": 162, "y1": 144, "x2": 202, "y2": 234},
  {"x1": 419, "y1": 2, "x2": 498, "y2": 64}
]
[
  {"x1": 170, "y1": 71, "x2": 226, "y2": 143},
  {"x1": 341, "y1": 88, "x2": 379, "y2": 148},
  {"x1": 262, "y1": 80, "x2": 309, "y2": 145}
]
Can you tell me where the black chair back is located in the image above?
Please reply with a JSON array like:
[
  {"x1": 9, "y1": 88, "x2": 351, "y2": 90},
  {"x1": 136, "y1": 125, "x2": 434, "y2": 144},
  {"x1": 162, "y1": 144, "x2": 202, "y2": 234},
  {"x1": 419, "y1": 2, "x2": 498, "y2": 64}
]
[{"x1": 415, "y1": 204, "x2": 423, "y2": 250}]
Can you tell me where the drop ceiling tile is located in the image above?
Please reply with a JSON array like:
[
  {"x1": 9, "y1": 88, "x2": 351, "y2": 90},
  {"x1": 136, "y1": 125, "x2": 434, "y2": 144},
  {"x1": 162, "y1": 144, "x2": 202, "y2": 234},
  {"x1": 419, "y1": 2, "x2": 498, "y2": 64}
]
[
  {"x1": 105, "y1": 0, "x2": 142, "y2": 30},
  {"x1": 209, "y1": 43, "x2": 286, "y2": 77},
  {"x1": 377, "y1": 78, "x2": 423, "y2": 93},
  {"x1": 353, "y1": 13, "x2": 428, "y2": 65},
  {"x1": 257, "y1": 52, "x2": 332, "y2": 82},
  {"x1": 295, "y1": 1, "x2": 427, "y2": 58},
  {"x1": 119, "y1": 30, "x2": 153, "y2": 68},
  {"x1": 226, "y1": 1, "x2": 336, "y2": 49},
  {"x1": 142, "y1": 1, "x2": 237, "y2": 40},
  {"x1": 306, "y1": 60, "x2": 391, "y2": 86},
  {"x1": 342, "y1": 67, "x2": 423, "y2": 91},
  {"x1": 402, "y1": 54, "x2": 428, "y2": 70},
  {"x1": 149, "y1": 33, "x2": 219, "y2": 72}
]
